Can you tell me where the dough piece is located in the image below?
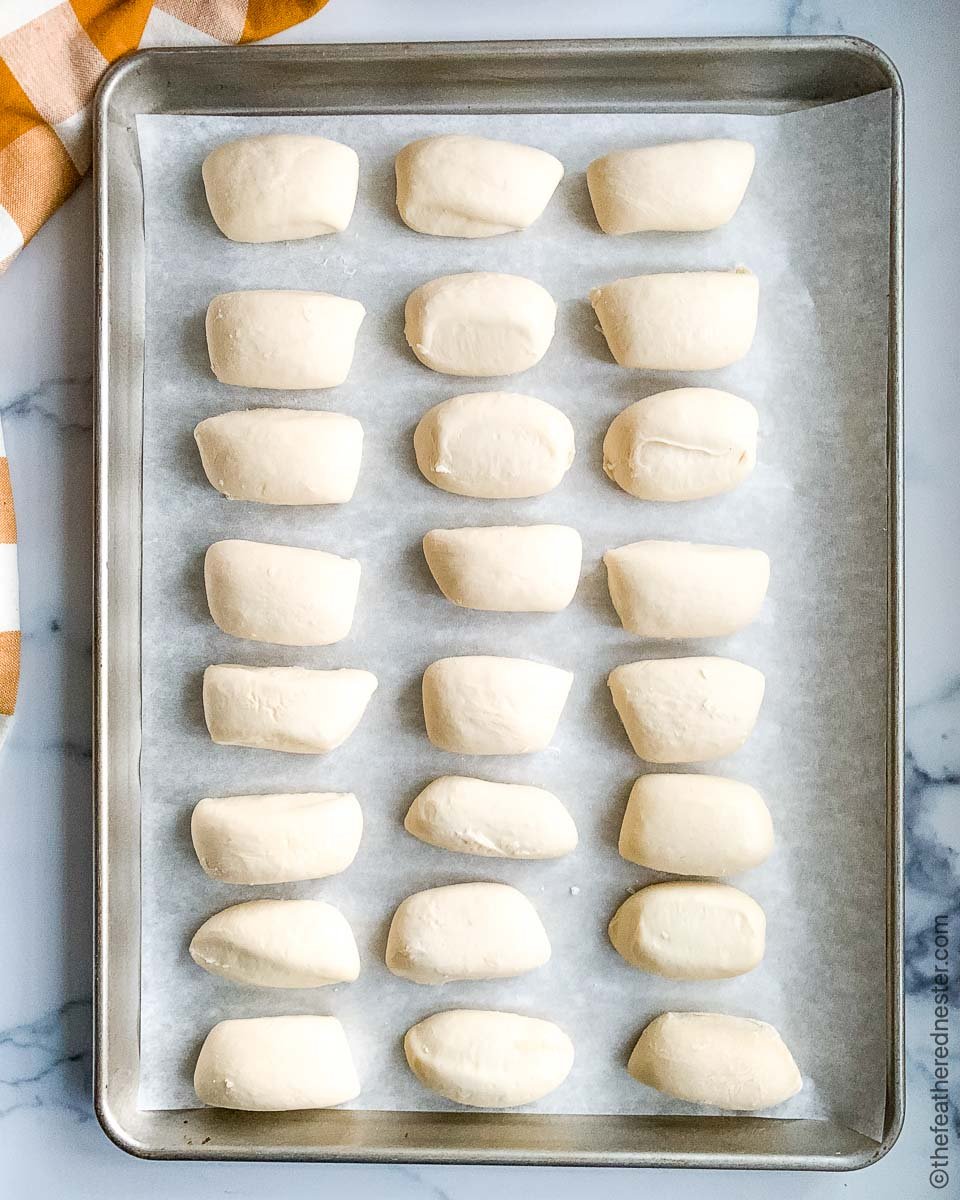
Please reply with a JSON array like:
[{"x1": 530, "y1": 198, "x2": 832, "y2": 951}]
[
  {"x1": 194, "y1": 409, "x2": 363, "y2": 505},
  {"x1": 405, "y1": 273, "x2": 556, "y2": 376},
  {"x1": 194, "y1": 1015, "x2": 360, "y2": 1111},
  {"x1": 422, "y1": 656, "x2": 573, "y2": 755},
  {"x1": 587, "y1": 139, "x2": 755, "y2": 234},
  {"x1": 603, "y1": 388, "x2": 758, "y2": 502},
  {"x1": 414, "y1": 392, "x2": 574, "y2": 498},
  {"x1": 202, "y1": 665, "x2": 377, "y2": 754},
  {"x1": 204, "y1": 539, "x2": 360, "y2": 646},
  {"x1": 191, "y1": 791, "x2": 363, "y2": 884},
  {"x1": 385, "y1": 882, "x2": 550, "y2": 984},
  {"x1": 618, "y1": 774, "x2": 773, "y2": 877},
  {"x1": 206, "y1": 290, "x2": 364, "y2": 389},
  {"x1": 608, "y1": 882, "x2": 765, "y2": 980},
  {"x1": 590, "y1": 270, "x2": 758, "y2": 370},
  {"x1": 404, "y1": 1010, "x2": 574, "y2": 1107},
  {"x1": 423, "y1": 525, "x2": 582, "y2": 612},
  {"x1": 405, "y1": 776, "x2": 577, "y2": 859},
  {"x1": 189, "y1": 899, "x2": 360, "y2": 988},
  {"x1": 395, "y1": 135, "x2": 563, "y2": 238},
  {"x1": 202, "y1": 134, "x2": 359, "y2": 242},
  {"x1": 628, "y1": 1012, "x2": 802, "y2": 1111},
  {"x1": 608, "y1": 657, "x2": 764, "y2": 763},
  {"x1": 604, "y1": 540, "x2": 769, "y2": 637}
]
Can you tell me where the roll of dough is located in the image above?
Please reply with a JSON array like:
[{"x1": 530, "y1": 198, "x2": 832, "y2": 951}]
[
  {"x1": 405, "y1": 273, "x2": 556, "y2": 376},
  {"x1": 603, "y1": 388, "x2": 758, "y2": 502},
  {"x1": 191, "y1": 791, "x2": 363, "y2": 884},
  {"x1": 590, "y1": 270, "x2": 758, "y2": 370},
  {"x1": 189, "y1": 899, "x2": 360, "y2": 988},
  {"x1": 202, "y1": 134, "x2": 359, "y2": 242},
  {"x1": 385, "y1": 882, "x2": 551, "y2": 984},
  {"x1": 206, "y1": 290, "x2": 365, "y2": 389},
  {"x1": 608, "y1": 656, "x2": 764, "y2": 763},
  {"x1": 414, "y1": 392, "x2": 574, "y2": 498},
  {"x1": 628, "y1": 1012, "x2": 802, "y2": 1111},
  {"x1": 422, "y1": 655, "x2": 573, "y2": 755},
  {"x1": 618, "y1": 774, "x2": 772, "y2": 877},
  {"x1": 405, "y1": 776, "x2": 578, "y2": 859},
  {"x1": 204, "y1": 540, "x2": 360, "y2": 646},
  {"x1": 587, "y1": 139, "x2": 755, "y2": 234},
  {"x1": 203, "y1": 664, "x2": 377, "y2": 754},
  {"x1": 604, "y1": 540, "x2": 769, "y2": 637},
  {"x1": 608, "y1": 882, "x2": 766, "y2": 980},
  {"x1": 404, "y1": 1010, "x2": 574, "y2": 1107},
  {"x1": 194, "y1": 409, "x2": 363, "y2": 505},
  {"x1": 396, "y1": 135, "x2": 563, "y2": 237},
  {"x1": 194, "y1": 1015, "x2": 360, "y2": 1110},
  {"x1": 423, "y1": 525, "x2": 582, "y2": 612}
]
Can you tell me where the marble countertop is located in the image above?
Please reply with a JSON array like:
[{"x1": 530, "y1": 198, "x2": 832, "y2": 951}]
[{"x1": 1, "y1": 1, "x2": 957, "y2": 1196}]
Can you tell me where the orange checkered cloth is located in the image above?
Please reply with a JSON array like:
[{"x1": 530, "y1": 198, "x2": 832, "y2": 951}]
[{"x1": 0, "y1": 0, "x2": 329, "y2": 744}]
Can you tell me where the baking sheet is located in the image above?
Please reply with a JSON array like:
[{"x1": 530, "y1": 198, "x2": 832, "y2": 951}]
[{"x1": 135, "y1": 94, "x2": 892, "y2": 1140}]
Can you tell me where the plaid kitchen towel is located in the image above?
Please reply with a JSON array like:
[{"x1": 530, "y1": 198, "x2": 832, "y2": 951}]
[{"x1": 0, "y1": 420, "x2": 18, "y2": 746}]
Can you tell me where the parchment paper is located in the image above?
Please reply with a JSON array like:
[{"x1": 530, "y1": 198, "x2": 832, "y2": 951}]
[{"x1": 135, "y1": 94, "x2": 892, "y2": 1140}]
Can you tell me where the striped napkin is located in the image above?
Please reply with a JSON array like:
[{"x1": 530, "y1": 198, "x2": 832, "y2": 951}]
[{"x1": 0, "y1": 423, "x2": 18, "y2": 746}]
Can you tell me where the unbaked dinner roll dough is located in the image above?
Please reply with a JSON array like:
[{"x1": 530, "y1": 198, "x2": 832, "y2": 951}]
[
  {"x1": 414, "y1": 392, "x2": 574, "y2": 498},
  {"x1": 608, "y1": 882, "x2": 766, "y2": 980},
  {"x1": 587, "y1": 139, "x2": 755, "y2": 234},
  {"x1": 206, "y1": 290, "x2": 365, "y2": 389},
  {"x1": 204, "y1": 539, "x2": 360, "y2": 646},
  {"x1": 385, "y1": 882, "x2": 551, "y2": 984},
  {"x1": 189, "y1": 899, "x2": 360, "y2": 988},
  {"x1": 405, "y1": 273, "x2": 556, "y2": 376},
  {"x1": 202, "y1": 134, "x2": 359, "y2": 242},
  {"x1": 590, "y1": 269, "x2": 758, "y2": 370},
  {"x1": 405, "y1": 776, "x2": 577, "y2": 859},
  {"x1": 628, "y1": 1012, "x2": 802, "y2": 1111},
  {"x1": 423, "y1": 655, "x2": 573, "y2": 755},
  {"x1": 396, "y1": 135, "x2": 563, "y2": 237},
  {"x1": 404, "y1": 1010, "x2": 574, "y2": 1108},
  {"x1": 203, "y1": 664, "x2": 377, "y2": 754},
  {"x1": 194, "y1": 1015, "x2": 360, "y2": 1111},
  {"x1": 619, "y1": 775, "x2": 772, "y2": 877},
  {"x1": 604, "y1": 540, "x2": 769, "y2": 637},
  {"x1": 194, "y1": 409, "x2": 363, "y2": 505},
  {"x1": 423, "y1": 525, "x2": 582, "y2": 612},
  {"x1": 191, "y1": 791, "x2": 363, "y2": 884},
  {"x1": 603, "y1": 388, "x2": 758, "y2": 502},
  {"x1": 608, "y1": 657, "x2": 764, "y2": 763}
]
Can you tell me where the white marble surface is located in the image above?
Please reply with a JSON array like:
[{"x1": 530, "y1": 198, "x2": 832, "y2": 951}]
[{"x1": 0, "y1": 1, "x2": 957, "y2": 1195}]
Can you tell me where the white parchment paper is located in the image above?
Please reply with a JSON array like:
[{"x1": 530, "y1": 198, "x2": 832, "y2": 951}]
[{"x1": 136, "y1": 94, "x2": 892, "y2": 1140}]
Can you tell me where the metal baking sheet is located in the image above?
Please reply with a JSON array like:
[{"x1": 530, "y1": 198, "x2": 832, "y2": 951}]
[{"x1": 93, "y1": 37, "x2": 903, "y2": 1169}]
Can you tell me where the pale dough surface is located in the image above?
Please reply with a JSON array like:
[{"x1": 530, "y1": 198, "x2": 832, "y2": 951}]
[
  {"x1": 191, "y1": 791, "x2": 363, "y2": 884},
  {"x1": 202, "y1": 664, "x2": 377, "y2": 754},
  {"x1": 423, "y1": 524, "x2": 582, "y2": 612},
  {"x1": 404, "y1": 775, "x2": 578, "y2": 859},
  {"x1": 395, "y1": 135, "x2": 563, "y2": 237},
  {"x1": 628, "y1": 1012, "x2": 802, "y2": 1112},
  {"x1": 587, "y1": 139, "x2": 755, "y2": 234},
  {"x1": 608, "y1": 656, "x2": 765, "y2": 763},
  {"x1": 618, "y1": 774, "x2": 773, "y2": 877},
  {"x1": 205, "y1": 290, "x2": 365, "y2": 389},
  {"x1": 422, "y1": 655, "x2": 574, "y2": 755},
  {"x1": 590, "y1": 269, "x2": 759, "y2": 371},
  {"x1": 194, "y1": 408, "x2": 363, "y2": 505},
  {"x1": 202, "y1": 134, "x2": 359, "y2": 242},
  {"x1": 608, "y1": 882, "x2": 766, "y2": 980},
  {"x1": 414, "y1": 392, "x2": 574, "y2": 498},
  {"x1": 404, "y1": 1009, "x2": 574, "y2": 1108},
  {"x1": 385, "y1": 882, "x2": 551, "y2": 984},
  {"x1": 404, "y1": 272, "x2": 556, "y2": 376},
  {"x1": 194, "y1": 1015, "x2": 360, "y2": 1110},
  {"x1": 189, "y1": 898, "x2": 360, "y2": 988}
]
